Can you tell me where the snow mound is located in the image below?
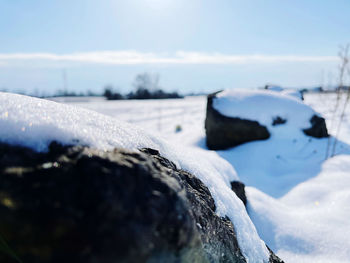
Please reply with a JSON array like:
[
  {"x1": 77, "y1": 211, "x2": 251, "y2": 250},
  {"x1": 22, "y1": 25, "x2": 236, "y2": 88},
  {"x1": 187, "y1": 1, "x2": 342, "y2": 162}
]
[
  {"x1": 213, "y1": 89, "x2": 316, "y2": 137},
  {"x1": 0, "y1": 92, "x2": 270, "y2": 262},
  {"x1": 247, "y1": 154, "x2": 350, "y2": 262}
]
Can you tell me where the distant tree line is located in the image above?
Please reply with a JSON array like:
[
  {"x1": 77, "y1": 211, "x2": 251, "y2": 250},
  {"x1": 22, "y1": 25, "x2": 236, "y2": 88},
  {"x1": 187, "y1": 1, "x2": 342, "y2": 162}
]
[
  {"x1": 103, "y1": 73, "x2": 183, "y2": 100},
  {"x1": 0, "y1": 72, "x2": 183, "y2": 99},
  {"x1": 103, "y1": 87, "x2": 183, "y2": 100},
  {"x1": 0, "y1": 88, "x2": 100, "y2": 98}
]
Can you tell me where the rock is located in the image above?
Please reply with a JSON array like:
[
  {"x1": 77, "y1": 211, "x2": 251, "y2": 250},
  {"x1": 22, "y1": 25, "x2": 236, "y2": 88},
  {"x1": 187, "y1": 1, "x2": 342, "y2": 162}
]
[
  {"x1": 303, "y1": 115, "x2": 329, "y2": 138},
  {"x1": 0, "y1": 142, "x2": 283, "y2": 263},
  {"x1": 205, "y1": 92, "x2": 270, "y2": 150},
  {"x1": 205, "y1": 91, "x2": 328, "y2": 150},
  {"x1": 230, "y1": 181, "x2": 247, "y2": 206},
  {"x1": 272, "y1": 116, "x2": 287, "y2": 126}
]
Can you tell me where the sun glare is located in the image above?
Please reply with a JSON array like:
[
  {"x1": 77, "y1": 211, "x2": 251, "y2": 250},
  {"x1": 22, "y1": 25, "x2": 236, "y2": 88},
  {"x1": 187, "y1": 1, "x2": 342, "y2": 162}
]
[{"x1": 144, "y1": 0, "x2": 175, "y2": 10}]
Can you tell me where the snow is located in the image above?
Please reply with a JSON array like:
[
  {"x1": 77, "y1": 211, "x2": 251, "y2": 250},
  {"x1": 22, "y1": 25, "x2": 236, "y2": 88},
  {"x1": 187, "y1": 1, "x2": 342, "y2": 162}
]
[
  {"x1": 306, "y1": 92, "x2": 350, "y2": 146},
  {"x1": 211, "y1": 90, "x2": 350, "y2": 262},
  {"x1": 8, "y1": 90, "x2": 350, "y2": 263},
  {"x1": 62, "y1": 91, "x2": 350, "y2": 263},
  {"x1": 248, "y1": 154, "x2": 350, "y2": 262},
  {"x1": 264, "y1": 85, "x2": 303, "y2": 100},
  {"x1": 0, "y1": 92, "x2": 270, "y2": 263},
  {"x1": 280, "y1": 89, "x2": 303, "y2": 100},
  {"x1": 265, "y1": 86, "x2": 284, "y2": 92},
  {"x1": 213, "y1": 89, "x2": 315, "y2": 137},
  {"x1": 49, "y1": 96, "x2": 207, "y2": 147}
]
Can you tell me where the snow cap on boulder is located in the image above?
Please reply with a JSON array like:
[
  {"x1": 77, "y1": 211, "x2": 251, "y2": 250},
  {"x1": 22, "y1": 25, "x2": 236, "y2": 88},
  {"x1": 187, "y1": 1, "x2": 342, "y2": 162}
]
[{"x1": 205, "y1": 89, "x2": 328, "y2": 150}]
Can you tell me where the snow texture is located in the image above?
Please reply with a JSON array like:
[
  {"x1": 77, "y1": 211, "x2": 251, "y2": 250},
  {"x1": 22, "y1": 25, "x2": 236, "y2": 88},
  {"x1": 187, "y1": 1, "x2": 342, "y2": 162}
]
[
  {"x1": 213, "y1": 89, "x2": 314, "y2": 136},
  {"x1": 0, "y1": 92, "x2": 270, "y2": 263},
  {"x1": 247, "y1": 154, "x2": 350, "y2": 263}
]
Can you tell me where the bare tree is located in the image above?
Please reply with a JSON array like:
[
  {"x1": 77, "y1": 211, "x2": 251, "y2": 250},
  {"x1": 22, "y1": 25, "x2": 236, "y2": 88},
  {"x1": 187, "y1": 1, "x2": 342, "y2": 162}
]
[
  {"x1": 331, "y1": 45, "x2": 350, "y2": 157},
  {"x1": 325, "y1": 44, "x2": 350, "y2": 159},
  {"x1": 133, "y1": 73, "x2": 160, "y2": 92}
]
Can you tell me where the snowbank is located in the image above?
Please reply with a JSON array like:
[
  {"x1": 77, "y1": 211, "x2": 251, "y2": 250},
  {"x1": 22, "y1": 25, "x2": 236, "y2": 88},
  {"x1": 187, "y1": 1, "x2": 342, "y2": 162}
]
[
  {"x1": 0, "y1": 92, "x2": 270, "y2": 262},
  {"x1": 214, "y1": 92, "x2": 350, "y2": 262},
  {"x1": 247, "y1": 154, "x2": 350, "y2": 263},
  {"x1": 213, "y1": 89, "x2": 315, "y2": 137}
]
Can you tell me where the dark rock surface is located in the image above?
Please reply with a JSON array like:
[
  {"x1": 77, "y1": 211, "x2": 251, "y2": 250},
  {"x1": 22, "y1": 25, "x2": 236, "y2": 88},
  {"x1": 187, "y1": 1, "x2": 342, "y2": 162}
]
[
  {"x1": 230, "y1": 181, "x2": 247, "y2": 206},
  {"x1": 272, "y1": 116, "x2": 287, "y2": 126},
  {"x1": 303, "y1": 115, "x2": 329, "y2": 138},
  {"x1": 0, "y1": 142, "x2": 283, "y2": 263},
  {"x1": 205, "y1": 92, "x2": 270, "y2": 150}
]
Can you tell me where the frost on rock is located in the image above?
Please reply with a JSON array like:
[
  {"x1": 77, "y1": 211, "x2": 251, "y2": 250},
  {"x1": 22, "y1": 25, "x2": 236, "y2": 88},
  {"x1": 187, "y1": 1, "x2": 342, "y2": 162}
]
[{"x1": 0, "y1": 92, "x2": 270, "y2": 262}]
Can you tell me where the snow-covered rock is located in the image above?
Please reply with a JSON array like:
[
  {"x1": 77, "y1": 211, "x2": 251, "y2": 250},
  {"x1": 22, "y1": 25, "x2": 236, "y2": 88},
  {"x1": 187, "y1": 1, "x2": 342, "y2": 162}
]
[
  {"x1": 205, "y1": 91, "x2": 270, "y2": 150},
  {"x1": 205, "y1": 89, "x2": 327, "y2": 149},
  {"x1": 51, "y1": 91, "x2": 350, "y2": 262},
  {"x1": 0, "y1": 143, "x2": 259, "y2": 263},
  {"x1": 0, "y1": 92, "x2": 273, "y2": 262}
]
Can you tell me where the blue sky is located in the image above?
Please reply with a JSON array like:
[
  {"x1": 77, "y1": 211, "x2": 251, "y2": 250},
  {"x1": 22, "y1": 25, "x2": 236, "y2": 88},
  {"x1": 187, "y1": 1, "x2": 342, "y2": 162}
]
[{"x1": 0, "y1": 0, "x2": 349, "y2": 94}]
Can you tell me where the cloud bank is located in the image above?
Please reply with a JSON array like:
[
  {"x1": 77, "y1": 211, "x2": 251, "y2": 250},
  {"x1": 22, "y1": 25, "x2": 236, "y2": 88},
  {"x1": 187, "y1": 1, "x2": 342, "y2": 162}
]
[{"x1": 0, "y1": 51, "x2": 337, "y2": 66}]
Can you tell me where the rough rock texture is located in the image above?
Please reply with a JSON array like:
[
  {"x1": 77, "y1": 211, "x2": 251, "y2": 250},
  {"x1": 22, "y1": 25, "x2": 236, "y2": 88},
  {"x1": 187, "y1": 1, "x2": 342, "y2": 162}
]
[
  {"x1": 303, "y1": 115, "x2": 329, "y2": 138},
  {"x1": 0, "y1": 142, "x2": 283, "y2": 263},
  {"x1": 205, "y1": 92, "x2": 271, "y2": 150}
]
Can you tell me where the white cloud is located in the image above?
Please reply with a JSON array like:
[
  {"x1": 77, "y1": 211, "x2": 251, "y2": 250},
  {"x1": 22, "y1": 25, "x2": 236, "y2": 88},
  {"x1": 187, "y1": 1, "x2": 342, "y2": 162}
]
[{"x1": 0, "y1": 50, "x2": 338, "y2": 66}]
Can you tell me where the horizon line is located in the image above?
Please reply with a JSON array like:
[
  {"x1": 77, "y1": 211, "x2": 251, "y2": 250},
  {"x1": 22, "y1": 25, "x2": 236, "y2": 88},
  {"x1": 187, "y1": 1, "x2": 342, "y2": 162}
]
[{"x1": 0, "y1": 50, "x2": 338, "y2": 66}]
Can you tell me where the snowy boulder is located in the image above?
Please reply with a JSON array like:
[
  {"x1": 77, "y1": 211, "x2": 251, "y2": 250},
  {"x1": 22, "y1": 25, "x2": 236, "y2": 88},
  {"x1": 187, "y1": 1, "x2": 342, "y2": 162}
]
[
  {"x1": 205, "y1": 91, "x2": 270, "y2": 150},
  {"x1": 0, "y1": 142, "x2": 283, "y2": 263},
  {"x1": 0, "y1": 92, "x2": 281, "y2": 262},
  {"x1": 205, "y1": 90, "x2": 328, "y2": 150},
  {"x1": 303, "y1": 114, "x2": 328, "y2": 138}
]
